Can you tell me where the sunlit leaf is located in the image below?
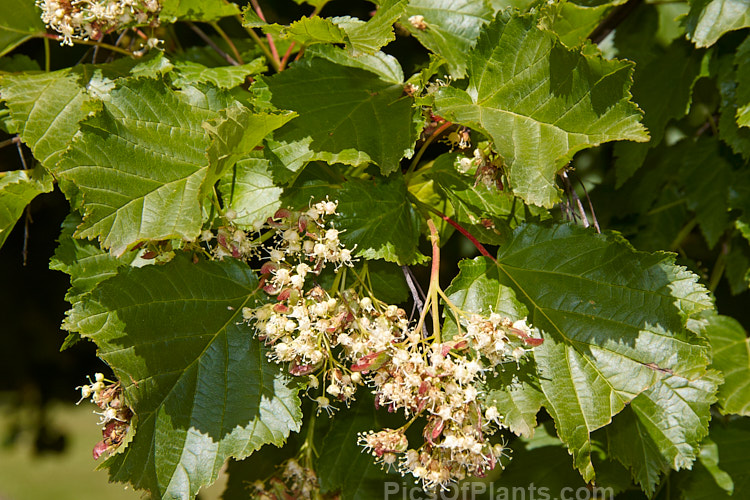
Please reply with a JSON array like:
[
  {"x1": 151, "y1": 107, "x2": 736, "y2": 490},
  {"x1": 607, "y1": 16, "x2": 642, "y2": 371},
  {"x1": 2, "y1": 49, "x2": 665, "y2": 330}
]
[
  {"x1": 68, "y1": 256, "x2": 302, "y2": 499},
  {"x1": 433, "y1": 11, "x2": 648, "y2": 207}
]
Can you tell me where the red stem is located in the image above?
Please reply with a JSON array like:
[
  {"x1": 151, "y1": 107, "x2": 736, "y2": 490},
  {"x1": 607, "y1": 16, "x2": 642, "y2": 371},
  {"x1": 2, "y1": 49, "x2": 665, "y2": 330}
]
[
  {"x1": 279, "y1": 41, "x2": 296, "y2": 70},
  {"x1": 429, "y1": 207, "x2": 496, "y2": 263},
  {"x1": 427, "y1": 220, "x2": 440, "y2": 280},
  {"x1": 250, "y1": 0, "x2": 281, "y2": 67}
]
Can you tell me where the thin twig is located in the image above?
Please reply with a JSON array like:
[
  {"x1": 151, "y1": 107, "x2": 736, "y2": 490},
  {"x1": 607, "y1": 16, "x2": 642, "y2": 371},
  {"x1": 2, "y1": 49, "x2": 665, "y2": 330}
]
[
  {"x1": 709, "y1": 238, "x2": 730, "y2": 292},
  {"x1": 401, "y1": 265, "x2": 428, "y2": 336},
  {"x1": 16, "y1": 140, "x2": 28, "y2": 170},
  {"x1": 22, "y1": 207, "x2": 32, "y2": 266},
  {"x1": 669, "y1": 218, "x2": 698, "y2": 251},
  {"x1": 405, "y1": 121, "x2": 453, "y2": 177},
  {"x1": 561, "y1": 171, "x2": 590, "y2": 228},
  {"x1": 574, "y1": 174, "x2": 601, "y2": 233},
  {"x1": 210, "y1": 21, "x2": 244, "y2": 64},
  {"x1": 74, "y1": 46, "x2": 94, "y2": 65},
  {"x1": 588, "y1": 0, "x2": 644, "y2": 45},
  {"x1": 0, "y1": 136, "x2": 20, "y2": 149},
  {"x1": 187, "y1": 22, "x2": 239, "y2": 66},
  {"x1": 43, "y1": 37, "x2": 51, "y2": 71}
]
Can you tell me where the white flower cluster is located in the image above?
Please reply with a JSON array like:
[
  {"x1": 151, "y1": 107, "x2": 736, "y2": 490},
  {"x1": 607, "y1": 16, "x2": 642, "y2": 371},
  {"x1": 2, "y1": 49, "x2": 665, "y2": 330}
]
[
  {"x1": 76, "y1": 373, "x2": 131, "y2": 459},
  {"x1": 238, "y1": 199, "x2": 544, "y2": 491},
  {"x1": 463, "y1": 313, "x2": 542, "y2": 366},
  {"x1": 359, "y1": 326, "x2": 531, "y2": 490},
  {"x1": 37, "y1": 0, "x2": 161, "y2": 46}
]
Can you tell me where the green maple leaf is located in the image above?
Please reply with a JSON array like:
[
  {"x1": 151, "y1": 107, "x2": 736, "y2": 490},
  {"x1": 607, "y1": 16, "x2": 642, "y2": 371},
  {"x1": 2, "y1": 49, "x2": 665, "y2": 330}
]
[
  {"x1": 447, "y1": 223, "x2": 713, "y2": 482},
  {"x1": 159, "y1": 0, "x2": 239, "y2": 22},
  {"x1": 68, "y1": 256, "x2": 302, "y2": 499},
  {"x1": 400, "y1": 0, "x2": 494, "y2": 79},
  {"x1": 0, "y1": 68, "x2": 102, "y2": 169},
  {"x1": 684, "y1": 0, "x2": 750, "y2": 48},
  {"x1": 614, "y1": 39, "x2": 705, "y2": 186},
  {"x1": 170, "y1": 58, "x2": 267, "y2": 89},
  {"x1": 704, "y1": 313, "x2": 750, "y2": 416},
  {"x1": 0, "y1": 168, "x2": 52, "y2": 249},
  {"x1": 263, "y1": 57, "x2": 417, "y2": 176},
  {"x1": 0, "y1": 0, "x2": 45, "y2": 57},
  {"x1": 244, "y1": 0, "x2": 406, "y2": 55},
  {"x1": 54, "y1": 79, "x2": 218, "y2": 255},
  {"x1": 433, "y1": 10, "x2": 648, "y2": 207},
  {"x1": 607, "y1": 371, "x2": 721, "y2": 495}
]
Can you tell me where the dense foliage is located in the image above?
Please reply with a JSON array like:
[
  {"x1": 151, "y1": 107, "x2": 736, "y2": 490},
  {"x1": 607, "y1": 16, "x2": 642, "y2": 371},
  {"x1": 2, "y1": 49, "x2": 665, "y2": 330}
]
[{"x1": 1, "y1": 0, "x2": 750, "y2": 499}]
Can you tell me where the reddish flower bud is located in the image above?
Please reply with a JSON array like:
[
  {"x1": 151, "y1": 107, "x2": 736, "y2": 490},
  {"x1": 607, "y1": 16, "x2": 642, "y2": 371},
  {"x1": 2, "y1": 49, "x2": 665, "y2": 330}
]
[
  {"x1": 273, "y1": 208, "x2": 291, "y2": 219},
  {"x1": 260, "y1": 262, "x2": 278, "y2": 275},
  {"x1": 351, "y1": 351, "x2": 388, "y2": 372},
  {"x1": 289, "y1": 362, "x2": 314, "y2": 376},
  {"x1": 92, "y1": 440, "x2": 108, "y2": 460}
]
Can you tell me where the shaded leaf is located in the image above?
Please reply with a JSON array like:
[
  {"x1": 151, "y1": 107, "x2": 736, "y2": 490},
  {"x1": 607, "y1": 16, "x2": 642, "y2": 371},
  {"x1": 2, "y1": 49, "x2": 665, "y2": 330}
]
[
  {"x1": 68, "y1": 256, "x2": 302, "y2": 499},
  {"x1": 221, "y1": 438, "x2": 300, "y2": 500},
  {"x1": 716, "y1": 49, "x2": 750, "y2": 160},
  {"x1": 317, "y1": 394, "x2": 410, "y2": 500},
  {"x1": 433, "y1": 11, "x2": 648, "y2": 207},
  {"x1": 674, "y1": 419, "x2": 750, "y2": 500},
  {"x1": 734, "y1": 35, "x2": 750, "y2": 128},
  {"x1": 678, "y1": 137, "x2": 732, "y2": 248},
  {"x1": 0, "y1": 168, "x2": 52, "y2": 249},
  {"x1": 305, "y1": 45, "x2": 404, "y2": 84},
  {"x1": 704, "y1": 313, "x2": 750, "y2": 416},
  {"x1": 263, "y1": 57, "x2": 416, "y2": 176},
  {"x1": 0, "y1": 54, "x2": 40, "y2": 72},
  {"x1": 614, "y1": 39, "x2": 705, "y2": 186},
  {"x1": 425, "y1": 152, "x2": 549, "y2": 245},
  {"x1": 283, "y1": 172, "x2": 425, "y2": 265},
  {"x1": 490, "y1": 422, "x2": 592, "y2": 495},
  {"x1": 0, "y1": 0, "x2": 45, "y2": 57},
  {"x1": 725, "y1": 233, "x2": 750, "y2": 294},
  {"x1": 684, "y1": 0, "x2": 750, "y2": 48}
]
